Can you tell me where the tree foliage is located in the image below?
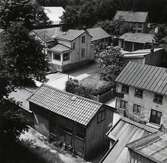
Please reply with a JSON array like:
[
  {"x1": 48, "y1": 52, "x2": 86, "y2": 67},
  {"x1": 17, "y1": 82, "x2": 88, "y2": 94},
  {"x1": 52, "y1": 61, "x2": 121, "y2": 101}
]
[
  {"x1": 0, "y1": 0, "x2": 50, "y2": 29},
  {"x1": 44, "y1": 0, "x2": 167, "y2": 31},
  {"x1": 96, "y1": 46, "x2": 126, "y2": 82},
  {"x1": 3, "y1": 22, "x2": 48, "y2": 84},
  {"x1": 0, "y1": 1, "x2": 49, "y2": 160}
]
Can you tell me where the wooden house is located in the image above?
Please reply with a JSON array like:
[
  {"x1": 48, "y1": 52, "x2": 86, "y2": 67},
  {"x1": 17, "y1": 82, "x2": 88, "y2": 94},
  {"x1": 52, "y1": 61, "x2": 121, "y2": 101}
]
[
  {"x1": 115, "y1": 62, "x2": 167, "y2": 131},
  {"x1": 28, "y1": 84, "x2": 113, "y2": 159},
  {"x1": 114, "y1": 11, "x2": 149, "y2": 33},
  {"x1": 48, "y1": 29, "x2": 94, "y2": 72},
  {"x1": 119, "y1": 32, "x2": 155, "y2": 52}
]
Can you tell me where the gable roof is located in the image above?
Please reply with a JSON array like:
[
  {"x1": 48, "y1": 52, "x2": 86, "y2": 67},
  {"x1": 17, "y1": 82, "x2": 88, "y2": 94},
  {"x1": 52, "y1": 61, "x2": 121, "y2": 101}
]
[
  {"x1": 55, "y1": 29, "x2": 86, "y2": 41},
  {"x1": 116, "y1": 62, "x2": 167, "y2": 95},
  {"x1": 43, "y1": 7, "x2": 65, "y2": 25},
  {"x1": 127, "y1": 132, "x2": 167, "y2": 163},
  {"x1": 28, "y1": 84, "x2": 103, "y2": 126},
  {"x1": 114, "y1": 10, "x2": 148, "y2": 23},
  {"x1": 49, "y1": 43, "x2": 70, "y2": 53},
  {"x1": 120, "y1": 32, "x2": 155, "y2": 43},
  {"x1": 32, "y1": 27, "x2": 60, "y2": 42},
  {"x1": 102, "y1": 117, "x2": 157, "y2": 163},
  {"x1": 87, "y1": 27, "x2": 111, "y2": 41}
]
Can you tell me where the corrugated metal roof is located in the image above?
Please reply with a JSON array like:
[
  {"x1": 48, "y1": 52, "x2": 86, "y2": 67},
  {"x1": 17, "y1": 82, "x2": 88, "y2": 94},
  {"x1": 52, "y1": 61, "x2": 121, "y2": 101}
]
[
  {"x1": 120, "y1": 32, "x2": 154, "y2": 43},
  {"x1": 87, "y1": 27, "x2": 111, "y2": 41},
  {"x1": 55, "y1": 29, "x2": 85, "y2": 41},
  {"x1": 102, "y1": 117, "x2": 157, "y2": 163},
  {"x1": 49, "y1": 44, "x2": 70, "y2": 53},
  {"x1": 116, "y1": 62, "x2": 167, "y2": 95},
  {"x1": 127, "y1": 132, "x2": 167, "y2": 163},
  {"x1": 114, "y1": 10, "x2": 148, "y2": 23},
  {"x1": 43, "y1": 7, "x2": 65, "y2": 25},
  {"x1": 28, "y1": 84, "x2": 103, "y2": 126}
]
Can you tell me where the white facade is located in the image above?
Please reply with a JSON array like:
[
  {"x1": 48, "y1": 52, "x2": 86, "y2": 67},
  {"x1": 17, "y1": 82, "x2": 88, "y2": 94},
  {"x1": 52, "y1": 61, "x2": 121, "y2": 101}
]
[{"x1": 116, "y1": 83, "x2": 167, "y2": 129}]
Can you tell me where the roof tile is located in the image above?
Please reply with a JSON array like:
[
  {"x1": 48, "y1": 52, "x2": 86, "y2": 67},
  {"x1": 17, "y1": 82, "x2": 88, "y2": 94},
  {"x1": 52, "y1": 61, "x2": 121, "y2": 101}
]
[
  {"x1": 116, "y1": 62, "x2": 167, "y2": 95},
  {"x1": 28, "y1": 85, "x2": 103, "y2": 126}
]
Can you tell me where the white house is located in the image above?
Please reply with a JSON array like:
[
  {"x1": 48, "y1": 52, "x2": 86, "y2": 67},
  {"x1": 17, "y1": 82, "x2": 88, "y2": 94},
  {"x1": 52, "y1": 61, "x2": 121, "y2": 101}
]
[
  {"x1": 115, "y1": 62, "x2": 167, "y2": 130},
  {"x1": 48, "y1": 29, "x2": 94, "y2": 72}
]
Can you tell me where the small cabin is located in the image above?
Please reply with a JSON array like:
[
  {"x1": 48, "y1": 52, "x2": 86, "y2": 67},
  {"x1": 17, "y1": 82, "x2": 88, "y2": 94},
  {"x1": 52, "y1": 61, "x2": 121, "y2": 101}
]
[{"x1": 28, "y1": 84, "x2": 114, "y2": 160}]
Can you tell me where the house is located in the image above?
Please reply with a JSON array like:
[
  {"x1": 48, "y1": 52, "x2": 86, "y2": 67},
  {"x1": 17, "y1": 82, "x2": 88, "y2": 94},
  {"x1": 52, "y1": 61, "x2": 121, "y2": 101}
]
[
  {"x1": 87, "y1": 27, "x2": 111, "y2": 44},
  {"x1": 121, "y1": 48, "x2": 164, "y2": 66},
  {"x1": 28, "y1": 84, "x2": 114, "y2": 159},
  {"x1": 48, "y1": 29, "x2": 94, "y2": 72},
  {"x1": 119, "y1": 32, "x2": 155, "y2": 51},
  {"x1": 127, "y1": 132, "x2": 167, "y2": 163},
  {"x1": 101, "y1": 117, "x2": 158, "y2": 163},
  {"x1": 115, "y1": 62, "x2": 167, "y2": 131},
  {"x1": 113, "y1": 11, "x2": 149, "y2": 33},
  {"x1": 30, "y1": 27, "x2": 60, "y2": 48},
  {"x1": 43, "y1": 7, "x2": 65, "y2": 25}
]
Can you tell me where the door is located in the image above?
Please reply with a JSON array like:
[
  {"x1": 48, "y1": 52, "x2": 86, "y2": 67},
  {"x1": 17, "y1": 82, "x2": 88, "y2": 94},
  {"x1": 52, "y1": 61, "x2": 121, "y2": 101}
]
[
  {"x1": 149, "y1": 109, "x2": 162, "y2": 125},
  {"x1": 74, "y1": 138, "x2": 85, "y2": 157}
]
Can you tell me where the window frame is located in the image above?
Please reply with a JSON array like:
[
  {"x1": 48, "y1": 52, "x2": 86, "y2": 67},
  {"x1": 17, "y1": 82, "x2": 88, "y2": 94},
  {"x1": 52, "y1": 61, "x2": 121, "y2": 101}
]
[
  {"x1": 135, "y1": 88, "x2": 143, "y2": 98},
  {"x1": 120, "y1": 100, "x2": 128, "y2": 109},
  {"x1": 153, "y1": 94, "x2": 163, "y2": 104},
  {"x1": 133, "y1": 104, "x2": 141, "y2": 115},
  {"x1": 63, "y1": 52, "x2": 70, "y2": 61},
  {"x1": 97, "y1": 110, "x2": 106, "y2": 123},
  {"x1": 149, "y1": 109, "x2": 162, "y2": 125},
  {"x1": 81, "y1": 48, "x2": 86, "y2": 58},
  {"x1": 72, "y1": 42, "x2": 75, "y2": 50},
  {"x1": 53, "y1": 53, "x2": 61, "y2": 61},
  {"x1": 122, "y1": 85, "x2": 129, "y2": 94},
  {"x1": 81, "y1": 36, "x2": 85, "y2": 43}
]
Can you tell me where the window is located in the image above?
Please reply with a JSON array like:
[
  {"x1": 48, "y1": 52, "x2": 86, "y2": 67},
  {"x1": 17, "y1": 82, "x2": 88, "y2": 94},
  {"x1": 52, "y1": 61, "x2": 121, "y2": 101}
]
[
  {"x1": 149, "y1": 109, "x2": 162, "y2": 125},
  {"x1": 81, "y1": 48, "x2": 85, "y2": 58},
  {"x1": 122, "y1": 85, "x2": 129, "y2": 94},
  {"x1": 63, "y1": 52, "x2": 70, "y2": 61},
  {"x1": 153, "y1": 94, "x2": 163, "y2": 104},
  {"x1": 120, "y1": 100, "x2": 128, "y2": 109},
  {"x1": 97, "y1": 110, "x2": 105, "y2": 123},
  {"x1": 81, "y1": 36, "x2": 85, "y2": 43},
  {"x1": 53, "y1": 53, "x2": 61, "y2": 61},
  {"x1": 135, "y1": 89, "x2": 143, "y2": 98},
  {"x1": 133, "y1": 104, "x2": 141, "y2": 114},
  {"x1": 72, "y1": 42, "x2": 75, "y2": 50}
]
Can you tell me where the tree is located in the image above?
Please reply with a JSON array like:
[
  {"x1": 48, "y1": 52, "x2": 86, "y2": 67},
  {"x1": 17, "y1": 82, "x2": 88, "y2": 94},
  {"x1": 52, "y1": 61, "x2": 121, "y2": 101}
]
[
  {"x1": 61, "y1": 6, "x2": 79, "y2": 31},
  {"x1": 0, "y1": 0, "x2": 50, "y2": 29},
  {"x1": 0, "y1": 1, "x2": 49, "y2": 161},
  {"x1": 3, "y1": 22, "x2": 48, "y2": 85},
  {"x1": 96, "y1": 46, "x2": 126, "y2": 82}
]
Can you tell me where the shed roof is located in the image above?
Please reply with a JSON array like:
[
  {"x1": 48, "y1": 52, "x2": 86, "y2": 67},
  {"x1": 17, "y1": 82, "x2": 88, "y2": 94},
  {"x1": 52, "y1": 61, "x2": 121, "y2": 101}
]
[
  {"x1": 49, "y1": 44, "x2": 70, "y2": 53},
  {"x1": 120, "y1": 32, "x2": 155, "y2": 43},
  {"x1": 43, "y1": 7, "x2": 65, "y2": 25},
  {"x1": 102, "y1": 117, "x2": 157, "y2": 163},
  {"x1": 28, "y1": 84, "x2": 103, "y2": 126},
  {"x1": 55, "y1": 29, "x2": 85, "y2": 41},
  {"x1": 87, "y1": 27, "x2": 111, "y2": 41},
  {"x1": 32, "y1": 27, "x2": 60, "y2": 42},
  {"x1": 116, "y1": 62, "x2": 167, "y2": 95},
  {"x1": 114, "y1": 10, "x2": 148, "y2": 23},
  {"x1": 127, "y1": 132, "x2": 167, "y2": 163}
]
